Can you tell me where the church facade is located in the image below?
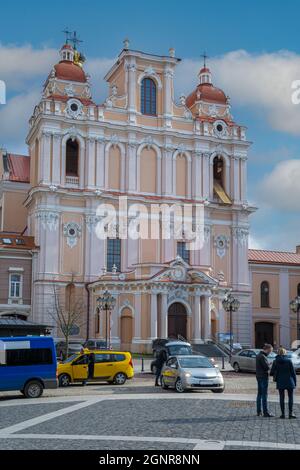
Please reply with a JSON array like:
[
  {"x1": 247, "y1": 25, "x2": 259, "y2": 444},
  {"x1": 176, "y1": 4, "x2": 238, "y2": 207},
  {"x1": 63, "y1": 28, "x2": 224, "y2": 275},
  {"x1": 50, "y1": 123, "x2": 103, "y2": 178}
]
[{"x1": 23, "y1": 40, "x2": 255, "y2": 352}]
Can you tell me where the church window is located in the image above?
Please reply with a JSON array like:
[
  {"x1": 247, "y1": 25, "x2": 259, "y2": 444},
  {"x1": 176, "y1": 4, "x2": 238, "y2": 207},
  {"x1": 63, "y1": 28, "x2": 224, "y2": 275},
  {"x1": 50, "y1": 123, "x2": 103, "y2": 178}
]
[
  {"x1": 66, "y1": 139, "x2": 79, "y2": 177},
  {"x1": 141, "y1": 78, "x2": 157, "y2": 115},
  {"x1": 107, "y1": 238, "x2": 121, "y2": 272},
  {"x1": 261, "y1": 281, "x2": 270, "y2": 308},
  {"x1": 177, "y1": 242, "x2": 190, "y2": 264}
]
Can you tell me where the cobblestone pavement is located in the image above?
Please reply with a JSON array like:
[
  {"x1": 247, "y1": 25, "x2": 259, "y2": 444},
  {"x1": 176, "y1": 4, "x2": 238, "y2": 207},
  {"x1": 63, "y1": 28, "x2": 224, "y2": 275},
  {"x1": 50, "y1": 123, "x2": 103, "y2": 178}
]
[{"x1": 1, "y1": 372, "x2": 300, "y2": 450}]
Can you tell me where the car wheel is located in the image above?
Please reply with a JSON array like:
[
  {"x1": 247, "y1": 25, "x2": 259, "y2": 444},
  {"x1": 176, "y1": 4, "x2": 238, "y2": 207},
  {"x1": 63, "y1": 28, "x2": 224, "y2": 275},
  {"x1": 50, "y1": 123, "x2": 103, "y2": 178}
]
[
  {"x1": 113, "y1": 372, "x2": 127, "y2": 385},
  {"x1": 233, "y1": 362, "x2": 240, "y2": 373},
  {"x1": 175, "y1": 378, "x2": 185, "y2": 393},
  {"x1": 23, "y1": 380, "x2": 43, "y2": 398},
  {"x1": 161, "y1": 378, "x2": 169, "y2": 389},
  {"x1": 212, "y1": 388, "x2": 224, "y2": 393},
  {"x1": 58, "y1": 373, "x2": 71, "y2": 387}
]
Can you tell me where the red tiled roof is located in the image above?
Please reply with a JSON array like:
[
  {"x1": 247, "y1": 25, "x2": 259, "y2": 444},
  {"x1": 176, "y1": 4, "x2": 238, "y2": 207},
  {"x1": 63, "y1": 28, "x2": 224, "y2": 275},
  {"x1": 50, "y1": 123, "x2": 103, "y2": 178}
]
[
  {"x1": 7, "y1": 154, "x2": 30, "y2": 183},
  {"x1": 248, "y1": 249, "x2": 300, "y2": 266}
]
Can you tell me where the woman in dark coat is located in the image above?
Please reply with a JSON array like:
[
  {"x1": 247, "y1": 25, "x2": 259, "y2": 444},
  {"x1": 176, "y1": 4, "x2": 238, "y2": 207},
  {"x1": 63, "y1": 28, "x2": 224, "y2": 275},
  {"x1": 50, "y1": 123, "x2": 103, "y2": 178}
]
[{"x1": 271, "y1": 348, "x2": 297, "y2": 419}]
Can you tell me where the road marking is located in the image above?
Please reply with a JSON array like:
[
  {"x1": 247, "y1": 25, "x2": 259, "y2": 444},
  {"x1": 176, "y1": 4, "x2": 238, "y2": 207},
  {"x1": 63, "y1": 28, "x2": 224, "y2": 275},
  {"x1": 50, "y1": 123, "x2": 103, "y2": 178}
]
[
  {"x1": 0, "y1": 397, "x2": 104, "y2": 435},
  {"x1": 0, "y1": 433, "x2": 299, "y2": 450},
  {"x1": 1, "y1": 392, "x2": 300, "y2": 406},
  {"x1": 193, "y1": 440, "x2": 224, "y2": 450}
]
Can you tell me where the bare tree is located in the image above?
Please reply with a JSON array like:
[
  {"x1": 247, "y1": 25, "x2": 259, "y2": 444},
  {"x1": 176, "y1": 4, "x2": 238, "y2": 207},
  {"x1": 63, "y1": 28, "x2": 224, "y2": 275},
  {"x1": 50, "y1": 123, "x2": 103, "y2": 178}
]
[{"x1": 47, "y1": 275, "x2": 87, "y2": 359}]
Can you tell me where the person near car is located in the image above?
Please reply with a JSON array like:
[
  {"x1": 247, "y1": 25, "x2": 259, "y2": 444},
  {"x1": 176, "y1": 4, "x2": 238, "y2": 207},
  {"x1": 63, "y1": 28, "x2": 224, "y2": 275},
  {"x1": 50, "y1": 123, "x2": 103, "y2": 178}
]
[
  {"x1": 270, "y1": 347, "x2": 297, "y2": 419},
  {"x1": 88, "y1": 353, "x2": 95, "y2": 380},
  {"x1": 154, "y1": 349, "x2": 167, "y2": 386},
  {"x1": 256, "y1": 343, "x2": 274, "y2": 417}
]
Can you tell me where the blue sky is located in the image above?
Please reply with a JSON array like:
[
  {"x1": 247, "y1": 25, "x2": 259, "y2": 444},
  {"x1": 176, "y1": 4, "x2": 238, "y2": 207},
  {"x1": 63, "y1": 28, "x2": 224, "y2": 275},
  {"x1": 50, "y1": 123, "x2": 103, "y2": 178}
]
[{"x1": 1, "y1": 0, "x2": 300, "y2": 251}]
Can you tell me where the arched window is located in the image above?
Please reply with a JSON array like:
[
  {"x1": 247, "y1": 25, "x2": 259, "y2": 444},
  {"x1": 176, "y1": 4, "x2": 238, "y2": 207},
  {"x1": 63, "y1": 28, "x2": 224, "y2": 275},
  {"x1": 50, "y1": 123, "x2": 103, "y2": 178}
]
[
  {"x1": 261, "y1": 281, "x2": 270, "y2": 308},
  {"x1": 66, "y1": 139, "x2": 79, "y2": 177},
  {"x1": 213, "y1": 156, "x2": 224, "y2": 186},
  {"x1": 141, "y1": 78, "x2": 157, "y2": 115}
]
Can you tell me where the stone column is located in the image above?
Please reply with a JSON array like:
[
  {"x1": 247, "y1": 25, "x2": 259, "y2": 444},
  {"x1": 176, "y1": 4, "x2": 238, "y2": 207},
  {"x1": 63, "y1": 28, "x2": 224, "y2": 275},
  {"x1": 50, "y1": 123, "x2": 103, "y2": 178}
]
[
  {"x1": 133, "y1": 292, "x2": 142, "y2": 343},
  {"x1": 162, "y1": 146, "x2": 173, "y2": 196},
  {"x1": 96, "y1": 138, "x2": 105, "y2": 188},
  {"x1": 86, "y1": 137, "x2": 96, "y2": 189},
  {"x1": 202, "y1": 153, "x2": 210, "y2": 200},
  {"x1": 192, "y1": 152, "x2": 202, "y2": 200},
  {"x1": 127, "y1": 143, "x2": 137, "y2": 192},
  {"x1": 163, "y1": 67, "x2": 173, "y2": 127},
  {"x1": 41, "y1": 132, "x2": 51, "y2": 184},
  {"x1": 203, "y1": 294, "x2": 211, "y2": 339},
  {"x1": 161, "y1": 291, "x2": 168, "y2": 338},
  {"x1": 127, "y1": 59, "x2": 137, "y2": 123},
  {"x1": 193, "y1": 290, "x2": 202, "y2": 341},
  {"x1": 52, "y1": 133, "x2": 61, "y2": 186},
  {"x1": 233, "y1": 156, "x2": 240, "y2": 203},
  {"x1": 150, "y1": 292, "x2": 158, "y2": 339}
]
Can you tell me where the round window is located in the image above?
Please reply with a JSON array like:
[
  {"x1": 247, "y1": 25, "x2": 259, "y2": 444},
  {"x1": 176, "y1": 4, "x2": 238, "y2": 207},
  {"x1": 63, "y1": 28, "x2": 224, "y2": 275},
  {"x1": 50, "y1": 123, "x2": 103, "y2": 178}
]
[
  {"x1": 70, "y1": 103, "x2": 78, "y2": 112},
  {"x1": 216, "y1": 123, "x2": 223, "y2": 133},
  {"x1": 68, "y1": 228, "x2": 76, "y2": 236}
]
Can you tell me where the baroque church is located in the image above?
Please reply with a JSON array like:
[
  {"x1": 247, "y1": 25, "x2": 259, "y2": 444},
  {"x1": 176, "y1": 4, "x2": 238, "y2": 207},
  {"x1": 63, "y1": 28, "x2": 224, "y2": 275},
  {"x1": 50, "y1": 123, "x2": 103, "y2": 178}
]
[
  {"x1": 23, "y1": 38, "x2": 253, "y2": 352},
  {"x1": 3, "y1": 38, "x2": 300, "y2": 352}
]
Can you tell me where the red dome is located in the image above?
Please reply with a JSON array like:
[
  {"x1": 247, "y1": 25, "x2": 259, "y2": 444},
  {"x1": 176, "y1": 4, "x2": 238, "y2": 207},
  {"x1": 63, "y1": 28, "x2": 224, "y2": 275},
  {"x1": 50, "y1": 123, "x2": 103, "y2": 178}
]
[
  {"x1": 186, "y1": 83, "x2": 227, "y2": 107},
  {"x1": 54, "y1": 61, "x2": 86, "y2": 83}
]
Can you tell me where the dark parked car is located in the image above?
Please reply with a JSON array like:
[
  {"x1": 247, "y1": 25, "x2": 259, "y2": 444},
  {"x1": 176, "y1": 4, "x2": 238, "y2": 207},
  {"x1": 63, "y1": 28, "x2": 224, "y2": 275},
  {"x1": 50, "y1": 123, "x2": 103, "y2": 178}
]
[
  {"x1": 83, "y1": 339, "x2": 108, "y2": 350},
  {"x1": 55, "y1": 340, "x2": 84, "y2": 360},
  {"x1": 151, "y1": 340, "x2": 193, "y2": 374}
]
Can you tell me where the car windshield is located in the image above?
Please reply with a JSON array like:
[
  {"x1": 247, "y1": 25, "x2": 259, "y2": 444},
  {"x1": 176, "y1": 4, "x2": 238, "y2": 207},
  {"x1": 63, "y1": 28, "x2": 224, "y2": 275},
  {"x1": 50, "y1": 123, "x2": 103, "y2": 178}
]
[
  {"x1": 168, "y1": 345, "x2": 192, "y2": 356},
  {"x1": 179, "y1": 357, "x2": 213, "y2": 368},
  {"x1": 62, "y1": 354, "x2": 79, "y2": 363}
]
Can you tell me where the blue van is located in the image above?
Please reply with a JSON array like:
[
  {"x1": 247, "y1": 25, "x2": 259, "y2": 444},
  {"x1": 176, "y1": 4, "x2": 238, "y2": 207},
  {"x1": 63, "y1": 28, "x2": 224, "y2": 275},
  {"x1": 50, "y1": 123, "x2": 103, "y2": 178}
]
[{"x1": 0, "y1": 336, "x2": 57, "y2": 398}]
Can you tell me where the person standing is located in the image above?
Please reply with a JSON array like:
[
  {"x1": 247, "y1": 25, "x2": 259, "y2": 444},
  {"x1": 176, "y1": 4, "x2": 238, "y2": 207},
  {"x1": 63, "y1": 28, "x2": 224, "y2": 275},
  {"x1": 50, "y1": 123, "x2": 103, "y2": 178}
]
[
  {"x1": 256, "y1": 343, "x2": 274, "y2": 417},
  {"x1": 271, "y1": 347, "x2": 297, "y2": 419},
  {"x1": 154, "y1": 349, "x2": 166, "y2": 387}
]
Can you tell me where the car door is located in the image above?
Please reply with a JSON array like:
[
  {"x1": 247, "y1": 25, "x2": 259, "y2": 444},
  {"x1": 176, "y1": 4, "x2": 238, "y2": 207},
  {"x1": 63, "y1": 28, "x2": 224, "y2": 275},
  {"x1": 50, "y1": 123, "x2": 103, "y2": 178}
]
[
  {"x1": 167, "y1": 358, "x2": 179, "y2": 386},
  {"x1": 72, "y1": 354, "x2": 88, "y2": 380},
  {"x1": 162, "y1": 358, "x2": 176, "y2": 386},
  {"x1": 93, "y1": 353, "x2": 115, "y2": 380},
  {"x1": 237, "y1": 350, "x2": 250, "y2": 371},
  {"x1": 247, "y1": 350, "x2": 257, "y2": 372}
]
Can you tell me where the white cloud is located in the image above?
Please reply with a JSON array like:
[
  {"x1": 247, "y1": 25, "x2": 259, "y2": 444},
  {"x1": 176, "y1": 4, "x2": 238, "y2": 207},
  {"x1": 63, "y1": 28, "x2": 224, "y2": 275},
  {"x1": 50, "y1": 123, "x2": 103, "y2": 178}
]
[
  {"x1": 258, "y1": 159, "x2": 300, "y2": 212},
  {"x1": 0, "y1": 44, "x2": 57, "y2": 91},
  {"x1": 176, "y1": 50, "x2": 300, "y2": 135}
]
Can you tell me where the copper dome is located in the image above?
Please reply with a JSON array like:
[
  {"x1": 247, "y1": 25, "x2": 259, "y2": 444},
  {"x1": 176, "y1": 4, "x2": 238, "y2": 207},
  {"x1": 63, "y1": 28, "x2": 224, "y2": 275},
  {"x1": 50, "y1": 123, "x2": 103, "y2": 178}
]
[
  {"x1": 54, "y1": 60, "x2": 87, "y2": 83},
  {"x1": 186, "y1": 83, "x2": 227, "y2": 108}
]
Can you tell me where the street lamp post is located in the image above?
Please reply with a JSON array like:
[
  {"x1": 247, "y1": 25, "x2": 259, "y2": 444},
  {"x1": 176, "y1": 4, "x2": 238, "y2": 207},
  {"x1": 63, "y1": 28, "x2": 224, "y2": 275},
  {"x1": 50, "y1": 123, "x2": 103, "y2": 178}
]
[
  {"x1": 222, "y1": 293, "x2": 240, "y2": 362},
  {"x1": 290, "y1": 296, "x2": 300, "y2": 343},
  {"x1": 97, "y1": 290, "x2": 116, "y2": 350}
]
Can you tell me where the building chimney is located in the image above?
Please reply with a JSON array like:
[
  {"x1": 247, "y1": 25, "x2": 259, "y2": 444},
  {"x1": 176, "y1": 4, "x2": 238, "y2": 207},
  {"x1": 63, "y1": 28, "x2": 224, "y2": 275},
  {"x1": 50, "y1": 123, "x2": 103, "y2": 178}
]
[{"x1": 296, "y1": 245, "x2": 300, "y2": 254}]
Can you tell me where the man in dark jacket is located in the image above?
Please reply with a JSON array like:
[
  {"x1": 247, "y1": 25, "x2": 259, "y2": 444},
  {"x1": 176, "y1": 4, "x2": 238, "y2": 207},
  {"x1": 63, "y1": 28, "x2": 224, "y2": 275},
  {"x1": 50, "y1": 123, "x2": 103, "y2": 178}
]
[
  {"x1": 256, "y1": 343, "x2": 274, "y2": 417},
  {"x1": 154, "y1": 349, "x2": 167, "y2": 386}
]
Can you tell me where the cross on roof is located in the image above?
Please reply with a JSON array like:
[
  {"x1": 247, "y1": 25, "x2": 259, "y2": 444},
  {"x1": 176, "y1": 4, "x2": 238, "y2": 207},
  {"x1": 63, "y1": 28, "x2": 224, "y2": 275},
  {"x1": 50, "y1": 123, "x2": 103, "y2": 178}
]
[
  {"x1": 70, "y1": 31, "x2": 83, "y2": 50},
  {"x1": 201, "y1": 51, "x2": 209, "y2": 68},
  {"x1": 62, "y1": 27, "x2": 72, "y2": 44}
]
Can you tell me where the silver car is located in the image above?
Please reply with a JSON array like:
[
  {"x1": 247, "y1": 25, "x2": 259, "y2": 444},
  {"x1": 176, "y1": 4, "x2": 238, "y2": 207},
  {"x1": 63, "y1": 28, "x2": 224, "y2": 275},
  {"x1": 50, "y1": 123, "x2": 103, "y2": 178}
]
[
  {"x1": 161, "y1": 355, "x2": 224, "y2": 393},
  {"x1": 285, "y1": 351, "x2": 300, "y2": 373},
  {"x1": 230, "y1": 349, "x2": 276, "y2": 373}
]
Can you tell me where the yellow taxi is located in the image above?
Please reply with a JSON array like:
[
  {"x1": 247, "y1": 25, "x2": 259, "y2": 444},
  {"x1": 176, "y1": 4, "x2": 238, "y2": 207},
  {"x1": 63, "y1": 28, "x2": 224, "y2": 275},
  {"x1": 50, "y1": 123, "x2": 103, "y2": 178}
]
[{"x1": 57, "y1": 350, "x2": 134, "y2": 387}]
